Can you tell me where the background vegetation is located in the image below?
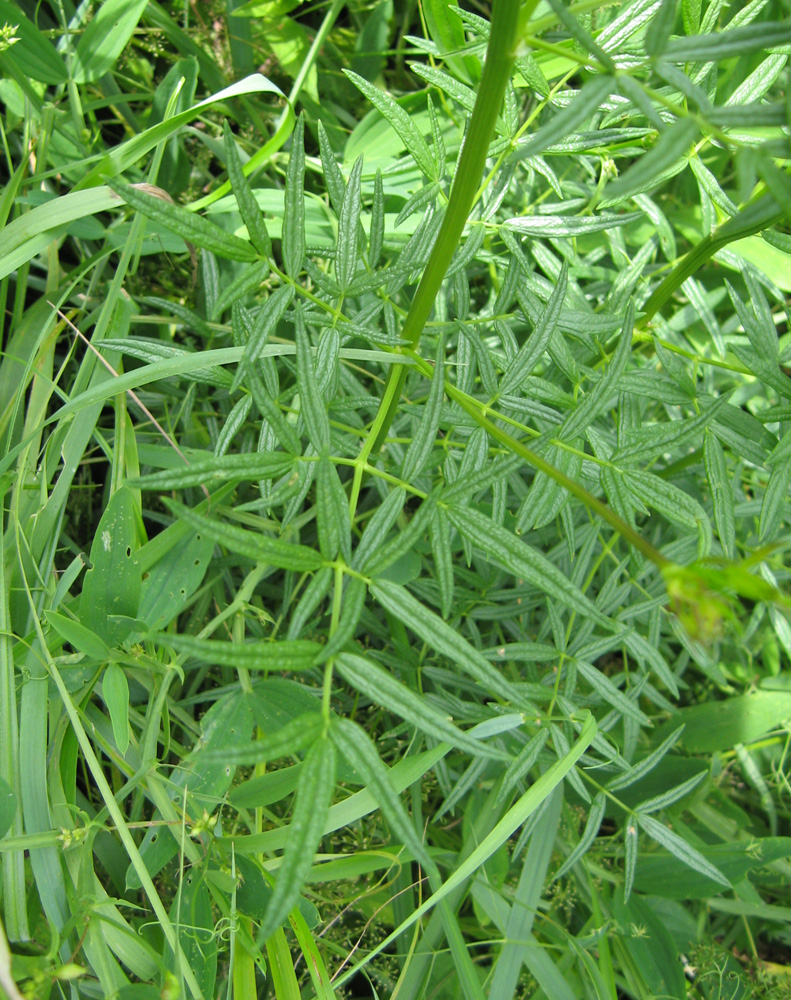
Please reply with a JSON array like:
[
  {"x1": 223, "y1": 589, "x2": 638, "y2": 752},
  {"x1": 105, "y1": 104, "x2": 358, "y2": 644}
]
[{"x1": 1, "y1": 0, "x2": 791, "y2": 997}]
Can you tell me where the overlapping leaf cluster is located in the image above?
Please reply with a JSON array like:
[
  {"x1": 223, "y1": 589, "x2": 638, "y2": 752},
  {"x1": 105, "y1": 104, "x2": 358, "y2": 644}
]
[{"x1": 1, "y1": 1, "x2": 791, "y2": 998}]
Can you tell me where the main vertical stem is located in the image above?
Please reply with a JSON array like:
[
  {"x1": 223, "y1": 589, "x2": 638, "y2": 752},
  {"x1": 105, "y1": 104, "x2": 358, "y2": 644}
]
[{"x1": 367, "y1": 0, "x2": 533, "y2": 455}]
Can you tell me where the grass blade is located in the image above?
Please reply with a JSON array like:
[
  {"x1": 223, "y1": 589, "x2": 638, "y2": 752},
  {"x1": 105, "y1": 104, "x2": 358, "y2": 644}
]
[{"x1": 334, "y1": 713, "x2": 598, "y2": 990}]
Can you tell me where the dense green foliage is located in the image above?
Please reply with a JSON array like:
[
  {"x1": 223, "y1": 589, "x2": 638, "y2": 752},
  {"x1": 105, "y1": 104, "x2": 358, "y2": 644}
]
[{"x1": 1, "y1": 0, "x2": 791, "y2": 998}]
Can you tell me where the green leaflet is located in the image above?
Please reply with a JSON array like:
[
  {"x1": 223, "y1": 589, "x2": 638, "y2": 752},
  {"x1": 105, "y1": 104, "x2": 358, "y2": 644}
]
[
  {"x1": 636, "y1": 813, "x2": 730, "y2": 888},
  {"x1": 287, "y1": 567, "x2": 333, "y2": 640},
  {"x1": 602, "y1": 118, "x2": 698, "y2": 205},
  {"x1": 401, "y1": 339, "x2": 445, "y2": 481},
  {"x1": 150, "y1": 632, "x2": 322, "y2": 672},
  {"x1": 296, "y1": 306, "x2": 330, "y2": 453},
  {"x1": 635, "y1": 837, "x2": 791, "y2": 900},
  {"x1": 410, "y1": 63, "x2": 509, "y2": 136},
  {"x1": 162, "y1": 498, "x2": 323, "y2": 571},
  {"x1": 201, "y1": 712, "x2": 324, "y2": 765},
  {"x1": 546, "y1": 0, "x2": 613, "y2": 69},
  {"x1": 223, "y1": 120, "x2": 272, "y2": 258},
  {"x1": 624, "y1": 469, "x2": 712, "y2": 554},
  {"x1": 317, "y1": 121, "x2": 346, "y2": 213},
  {"x1": 370, "y1": 579, "x2": 523, "y2": 705},
  {"x1": 343, "y1": 70, "x2": 435, "y2": 179},
  {"x1": 497, "y1": 728, "x2": 549, "y2": 805},
  {"x1": 395, "y1": 180, "x2": 441, "y2": 229},
  {"x1": 511, "y1": 77, "x2": 615, "y2": 161},
  {"x1": 607, "y1": 726, "x2": 685, "y2": 792},
  {"x1": 244, "y1": 361, "x2": 303, "y2": 455},
  {"x1": 644, "y1": 0, "x2": 676, "y2": 55},
  {"x1": 429, "y1": 507, "x2": 454, "y2": 619},
  {"x1": 336, "y1": 652, "x2": 511, "y2": 761},
  {"x1": 554, "y1": 792, "x2": 606, "y2": 881},
  {"x1": 256, "y1": 736, "x2": 336, "y2": 942},
  {"x1": 212, "y1": 260, "x2": 271, "y2": 320},
  {"x1": 369, "y1": 169, "x2": 385, "y2": 267},
  {"x1": 664, "y1": 21, "x2": 791, "y2": 61},
  {"x1": 558, "y1": 303, "x2": 634, "y2": 441},
  {"x1": 316, "y1": 457, "x2": 350, "y2": 560},
  {"x1": 634, "y1": 770, "x2": 707, "y2": 814},
  {"x1": 352, "y1": 488, "x2": 406, "y2": 570},
  {"x1": 109, "y1": 179, "x2": 257, "y2": 262},
  {"x1": 330, "y1": 717, "x2": 434, "y2": 872},
  {"x1": 236, "y1": 283, "x2": 295, "y2": 386},
  {"x1": 759, "y1": 457, "x2": 791, "y2": 542},
  {"x1": 499, "y1": 263, "x2": 567, "y2": 395},
  {"x1": 128, "y1": 451, "x2": 294, "y2": 490},
  {"x1": 613, "y1": 393, "x2": 731, "y2": 464},
  {"x1": 362, "y1": 492, "x2": 436, "y2": 577},
  {"x1": 336, "y1": 156, "x2": 364, "y2": 291},
  {"x1": 446, "y1": 505, "x2": 616, "y2": 632},
  {"x1": 282, "y1": 114, "x2": 306, "y2": 278},
  {"x1": 575, "y1": 659, "x2": 651, "y2": 726},
  {"x1": 216, "y1": 397, "x2": 254, "y2": 459},
  {"x1": 624, "y1": 819, "x2": 638, "y2": 902},
  {"x1": 503, "y1": 212, "x2": 642, "y2": 236}
]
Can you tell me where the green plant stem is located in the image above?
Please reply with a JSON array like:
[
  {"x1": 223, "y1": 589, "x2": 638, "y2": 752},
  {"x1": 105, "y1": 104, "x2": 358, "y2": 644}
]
[
  {"x1": 640, "y1": 188, "x2": 786, "y2": 324},
  {"x1": 278, "y1": 0, "x2": 346, "y2": 126},
  {"x1": 366, "y1": 0, "x2": 536, "y2": 456}
]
